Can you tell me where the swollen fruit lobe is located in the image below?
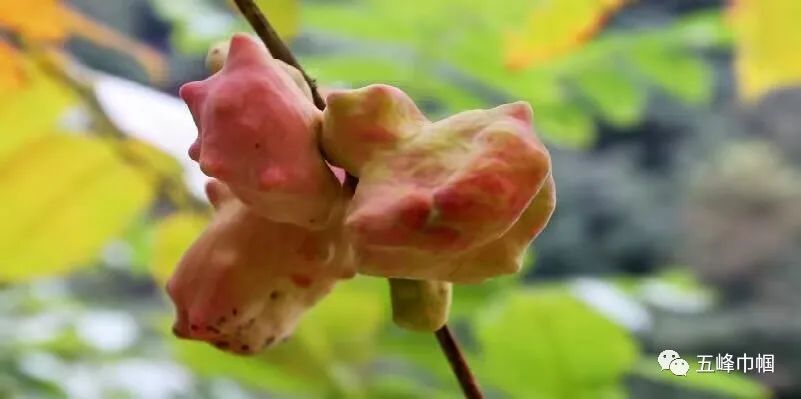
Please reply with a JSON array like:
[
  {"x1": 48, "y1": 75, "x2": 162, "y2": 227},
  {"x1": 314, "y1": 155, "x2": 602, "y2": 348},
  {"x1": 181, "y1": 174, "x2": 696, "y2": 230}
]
[
  {"x1": 205, "y1": 38, "x2": 313, "y2": 101},
  {"x1": 356, "y1": 175, "x2": 555, "y2": 283},
  {"x1": 167, "y1": 180, "x2": 355, "y2": 355},
  {"x1": 322, "y1": 85, "x2": 427, "y2": 173},
  {"x1": 181, "y1": 34, "x2": 342, "y2": 229},
  {"x1": 322, "y1": 84, "x2": 555, "y2": 282}
]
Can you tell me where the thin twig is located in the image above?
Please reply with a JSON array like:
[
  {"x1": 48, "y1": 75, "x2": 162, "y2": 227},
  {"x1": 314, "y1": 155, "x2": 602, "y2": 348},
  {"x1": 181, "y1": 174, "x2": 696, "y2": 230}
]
[
  {"x1": 436, "y1": 326, "x2": 484, "y2": 399},
  {"x1": 230, "y1": 1, "x2": 483, "y2": 397}
]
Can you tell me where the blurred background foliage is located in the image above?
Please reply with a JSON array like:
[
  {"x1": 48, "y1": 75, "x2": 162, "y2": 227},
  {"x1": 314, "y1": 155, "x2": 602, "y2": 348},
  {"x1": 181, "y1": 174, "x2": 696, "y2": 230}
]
[{"x1": 1, "y1": 0, "x2": 800, "y2": 398}]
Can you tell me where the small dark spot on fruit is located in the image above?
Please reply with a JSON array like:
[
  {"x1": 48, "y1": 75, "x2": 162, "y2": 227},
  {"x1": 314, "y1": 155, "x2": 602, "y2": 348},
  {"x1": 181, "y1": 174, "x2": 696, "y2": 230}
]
[
  {"x1": 215, "y1": 340, "x2": 229, "y2": 349},
  {"x1": 232, "y1": 308, "x2": 238, "y2": 316},
  {"x1": 217, "y1": 316, "x2": 227, "y2": 325},
  {"x1": 246, "y1": 318, "x2": 255, "y2": 327},
  {"x1": 270, "y1": 291, "x2": 281, "y2": 300},
  {"x1": 172, "y1": 326, "x2": 187, "y2": 338},
  {"x1": 206, "y1": 326, "x2": 221, "y2": 334},
  {"x1": 190, "y1": 324, "x2": 199, "y2": 331},
  {"x1": 254, "y1": 143, "x2": 261, "y2": 149},
  {"x1": 264, "y1": 336, "x2": 275, "y2": 347},
  {"x1": 241, "y1": 344, "x2": 250, "y2": 352},
  {"x1": 290, "y1": 273, "x2": 313, "y2": 288}
]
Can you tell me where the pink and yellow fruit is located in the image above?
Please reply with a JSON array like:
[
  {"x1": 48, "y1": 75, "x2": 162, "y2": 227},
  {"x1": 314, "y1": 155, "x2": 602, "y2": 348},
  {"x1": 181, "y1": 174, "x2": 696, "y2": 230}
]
[
  {"x1": 322, "y1": 84, "x2": 555, "y2": 282},
  {"x1": 170, "y1": 33, "x2": 557, "y2": 350},
  {"x1": 167, "y1": 180, "x2": 354, "y2": 354},
  {"x1": 180, "y1": 34, "x2": 342, "y2": 229}
]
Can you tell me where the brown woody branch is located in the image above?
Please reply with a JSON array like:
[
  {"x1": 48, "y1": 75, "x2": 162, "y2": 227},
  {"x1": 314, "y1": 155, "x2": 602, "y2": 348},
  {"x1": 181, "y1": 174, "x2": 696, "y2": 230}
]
[{"x1": 230, "y1": 1, "x2": 483, "y2": 398}]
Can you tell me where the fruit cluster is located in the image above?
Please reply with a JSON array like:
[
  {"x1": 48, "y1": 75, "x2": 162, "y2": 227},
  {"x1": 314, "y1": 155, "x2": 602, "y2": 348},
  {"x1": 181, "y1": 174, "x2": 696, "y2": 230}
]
[{"x1": 168, "y1": 34, "x2": 555, "y2": 354}]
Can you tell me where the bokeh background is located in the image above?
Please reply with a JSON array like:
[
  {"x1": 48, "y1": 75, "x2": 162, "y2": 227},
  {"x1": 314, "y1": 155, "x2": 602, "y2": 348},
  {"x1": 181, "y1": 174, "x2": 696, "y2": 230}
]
[{"x1": 1, "y1": 0, "x2": 799, "y2": 398}]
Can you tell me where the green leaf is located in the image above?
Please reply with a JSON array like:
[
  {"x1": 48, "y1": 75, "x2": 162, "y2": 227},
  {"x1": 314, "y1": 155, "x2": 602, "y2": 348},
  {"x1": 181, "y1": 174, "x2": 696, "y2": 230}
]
[
  {"x1": 667, "y1": 10, "x2": 731, "y2": 48},
  {"x1": 291, "y1": 276, "x2": 387, "y2": 366},
  {"x1": 301, "y1": 0, "x2": 442, "y2": 46},
  {"x1": 300, "y1": 1, "x2": 722, "y2": 150},
  {"x1": 573, "y1": 62, "x2": 646, "y2": 127},
  {"x1": 629, "y1": 41, "x2": 711, "y2": 105},
  {"x1": 366, "y1": 374, "x2": 458, "y2": 399},
  {"x1": 173, "y1": 339, "x2": 316, "y2": 395},
  {"x1": 475, "y1": 288, "x2": 638, "y2": 398},
  {"x1": 653, "y1": 268, "x2": 715, "y2": 296},
  {"x1": 534, "y1": 102, "x2": 595, "y2": 148},
  {"x1": 450, "y1": 249, "x2": 536, "y2": 319},
  {"x1": 305, "y1": 56, "x2": 484, "y2": 114},
  {"x1": 378, "y1": 329, "x2": 455, "y2": 385},
  {"x1": 483, "y1": 69, "x2": 567, "y2": 110},
  {"x1": 0, "y1": 134, "x2": 154, "y2": 282},
  {"x1": 633, "y1": 358, "x2": 769, "y2": 399},
  {"x1": 301, "y1": 0, "x2": 564, "y2": 105},
  {"x1": 306, "y1": 57, "x2": 410, "y2": 85}
]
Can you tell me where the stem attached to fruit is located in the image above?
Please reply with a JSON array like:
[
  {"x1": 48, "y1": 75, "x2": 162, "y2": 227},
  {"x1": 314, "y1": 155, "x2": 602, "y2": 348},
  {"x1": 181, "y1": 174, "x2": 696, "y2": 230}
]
[
  {"x1": 231, "y1": 0, "x2": 326, "y2": 110},
  {"x1": 230, "y1": 1, "x2": 483, "y2": 397}
]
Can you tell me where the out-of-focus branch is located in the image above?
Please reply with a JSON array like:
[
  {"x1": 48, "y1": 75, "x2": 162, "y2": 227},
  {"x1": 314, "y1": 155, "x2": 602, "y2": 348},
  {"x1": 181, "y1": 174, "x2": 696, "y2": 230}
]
[
  {"x1": 62, "y1": 5, "x2": 167, "y2": 84},
  {"x1": 35, "y1": 49, "x2": 206, "y2": 212}
]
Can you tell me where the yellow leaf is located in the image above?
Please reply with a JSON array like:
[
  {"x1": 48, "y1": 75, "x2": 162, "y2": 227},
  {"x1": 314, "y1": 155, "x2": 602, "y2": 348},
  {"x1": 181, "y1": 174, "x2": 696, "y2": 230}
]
[
  {"x1": 730, "y1": 0, "x2": 801, "y2": 99},
  {"x1": 228, "y1": 0, "x2": 299, "y2": 39},
  {"x1": 0, "y1": 0, "x2": 68, "y2": 41},
  {"x1": 0, "y1": 40, "x2": 25, "y2": 90},
  {"x1": 152, "y1": 212, "x2": 208, "y2": 285},
  {"x1": 0, "y1": 58, "x2": 76, "y2": 160},
  {"x1": 504, "y1": 0, "x2": 626, "y2": 70},
  {"x1": 0, "y1": 134, "x2": 155, "y2": 282},
  {"x1": 118, "y1": 139, "x2": 184, "y2": 186},
  {"x1": 257, "y1": 0, "x2": 299, "y2": 38}
]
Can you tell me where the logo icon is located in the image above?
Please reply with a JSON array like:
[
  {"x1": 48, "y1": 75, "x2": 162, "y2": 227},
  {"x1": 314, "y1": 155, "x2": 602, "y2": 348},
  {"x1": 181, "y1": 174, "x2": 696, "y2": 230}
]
[
  {"x1": 658, "y1": 349, "x2": 688, "y2": 376},
  {"x1": 669, "y1": 358, "x2": 690, "y2": 376}
]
